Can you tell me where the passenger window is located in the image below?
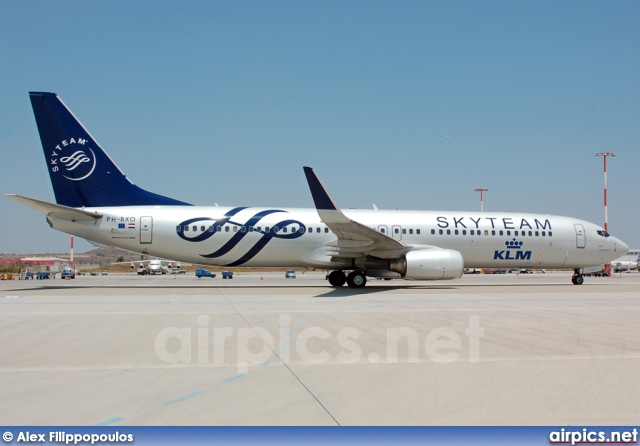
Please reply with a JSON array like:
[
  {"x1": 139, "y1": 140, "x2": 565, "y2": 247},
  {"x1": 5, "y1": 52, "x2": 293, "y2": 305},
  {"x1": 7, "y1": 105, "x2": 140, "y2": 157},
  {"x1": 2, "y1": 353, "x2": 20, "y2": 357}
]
[
  {"x1": 549, "y1": 231, "x2": 553, "y2": 236},
  {"x1": 535, "y1": 231, "x2": 539, "y2": 236},
  {"x1": 462, "y1": 230, "x2": 467, "y2": 235},
  {"x1": 380, "y1": 228, "x2": 386, "y2": 234},
  {"x1": 455, "y1": 230, "x2": 459, "y2": 235},
  {"x1": 256, "y1": 226, "x2": 261, "y2": 232},
  {"x1": 209, "y1": 226, "x2": 214, "y2": 232},
  {"x1": 409, "y1": 229, "x2": 413, "y2": 235},
  {"x1": 395, "y1": 228, "x2": 399, "y2": 234},
  {"x1": 192, "y1": 226, "x2": 197, "y2": 232},
  {"x1": 225, "y1": 226, "x2": 230, "y2": 232},
  {"x1": 499, "y1": 230, "x2": 503, "y2": 236},
  {"x1": 439, "y1": 229, "x2": 443, "y2": 235},
  {"x1": 528, "y1": 231, "x2": 532, "y2": 236},
  {"x1": 416, "y1": 229, "x2": 420, "y2": 235},
  {"x1": 447, "y1": 229, "x2": 451, "y2": 235},
  {"x1": 217, "y1": 225, "x2": 222, "y2": 232},
  {"x1": 241, "y1": 227, "x2": 246, "y2": 233},
  {"x1": 506, "y1": 231, "x2": 511, "y2": 236},
  {"x1": 514, "y1": 231, "x2": 519, "y2": 236},
  {"x1": 249, "y1": 227, "x2": 254, "y2": 232},
  {"x1": 308, "y1": 227, "x2": 313, "y2": 233},
  {"x1": 265, "y1": 227, "x2": 270, "y2": 232},
  {"x1": 234, "y1": 226, "x2": 238, "y2": 232},
  {"x1": 282, "y1": 227, "x2": 288, "y2": 233},
  {"x1": 491, "y1": 230, "x2": 496, "y2": 236},
  {"x1": 324, "y1": 228, "x2": 329, "y2": 233},
  {"x1": 541, "y1": 231, "x2": 545, "y2": 236},
  {"x1": 470, "y1": 230, "x2": 474, "y2": 235},
  {"x1": 316, "y1": 227, "x2": 321, "y2": 233},
  {"x1": 431, "y1": 229, "x2": 435, "y2": 235},
  {"x1": 176, "y1": 225, "x2": 181, "y2": 231},
  {"x1": 402, "y1": 229, "x2": 406, "y2": 234},
  {"x1": 201, "y1": 226, "x2": 206, "y2": 232},
  {"x1": 300, "y1": 227, "x2": 305, "y2": 233}
]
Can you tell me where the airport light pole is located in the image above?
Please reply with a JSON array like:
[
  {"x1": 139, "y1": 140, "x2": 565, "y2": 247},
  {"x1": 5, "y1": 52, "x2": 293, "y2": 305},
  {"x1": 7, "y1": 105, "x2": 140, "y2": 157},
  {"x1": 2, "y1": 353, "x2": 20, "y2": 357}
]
[
  {"x1": 474, "y1": 188, "x2": 488, "y2": 212},
  {"x1": 595, "y1": 152, "x2": 616, "y2": 233},
  {"x1": 595, "y1": 152, "x2": 616, "y2": 277}
]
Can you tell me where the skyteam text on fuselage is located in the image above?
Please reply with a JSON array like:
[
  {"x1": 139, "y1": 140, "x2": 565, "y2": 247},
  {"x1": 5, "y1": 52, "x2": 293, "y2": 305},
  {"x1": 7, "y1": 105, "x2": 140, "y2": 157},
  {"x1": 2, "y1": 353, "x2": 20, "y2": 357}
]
[{"x1": 5, "y1": 92, "x2": 629, "y2": 287}]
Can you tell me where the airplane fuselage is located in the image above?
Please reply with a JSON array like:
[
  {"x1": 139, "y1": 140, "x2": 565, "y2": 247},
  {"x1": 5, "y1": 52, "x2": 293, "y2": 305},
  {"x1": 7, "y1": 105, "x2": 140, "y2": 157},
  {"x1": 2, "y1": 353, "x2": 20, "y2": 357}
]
[{"x1": 48, "y1": 205, "x2": 623, "y2": 272}]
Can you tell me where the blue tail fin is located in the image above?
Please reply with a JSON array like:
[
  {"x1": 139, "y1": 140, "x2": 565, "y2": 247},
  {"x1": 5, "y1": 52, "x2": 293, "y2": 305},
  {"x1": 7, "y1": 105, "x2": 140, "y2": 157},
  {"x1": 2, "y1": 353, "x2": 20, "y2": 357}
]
[{"x1": 29, "y1": 92, "x2": 191, "y2": 207}]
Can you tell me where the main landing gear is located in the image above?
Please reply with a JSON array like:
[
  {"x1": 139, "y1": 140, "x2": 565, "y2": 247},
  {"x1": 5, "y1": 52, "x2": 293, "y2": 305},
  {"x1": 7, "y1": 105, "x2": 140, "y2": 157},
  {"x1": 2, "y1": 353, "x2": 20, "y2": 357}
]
[
  {"x1": 327, "y1": 270, "x2": 367, "y2": 288},
  {"x1": 571, "y1": 273, "x2": 584, "y2": 285}
]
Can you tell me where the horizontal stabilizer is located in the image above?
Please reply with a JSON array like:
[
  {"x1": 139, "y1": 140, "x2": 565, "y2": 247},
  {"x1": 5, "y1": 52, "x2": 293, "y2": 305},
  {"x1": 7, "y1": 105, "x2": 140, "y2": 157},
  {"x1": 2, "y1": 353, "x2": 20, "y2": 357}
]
[{"x1": 5, "y1": 194, "x2": 103, "y2": 221}]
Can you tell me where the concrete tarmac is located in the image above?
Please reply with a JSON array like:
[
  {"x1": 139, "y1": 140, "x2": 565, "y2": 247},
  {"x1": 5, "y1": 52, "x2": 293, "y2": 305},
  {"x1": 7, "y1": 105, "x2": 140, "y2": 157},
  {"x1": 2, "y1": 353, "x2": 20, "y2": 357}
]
[{"x1": 1, "y1": 271, "x2": 639, "y2": 425}]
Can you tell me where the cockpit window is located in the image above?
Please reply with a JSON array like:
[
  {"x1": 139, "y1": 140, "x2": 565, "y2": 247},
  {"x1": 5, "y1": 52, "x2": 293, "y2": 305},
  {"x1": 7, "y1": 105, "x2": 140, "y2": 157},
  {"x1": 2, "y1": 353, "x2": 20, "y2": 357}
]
[{"x1": 597, "y1": 230, "x2": 610, "y2": 238}]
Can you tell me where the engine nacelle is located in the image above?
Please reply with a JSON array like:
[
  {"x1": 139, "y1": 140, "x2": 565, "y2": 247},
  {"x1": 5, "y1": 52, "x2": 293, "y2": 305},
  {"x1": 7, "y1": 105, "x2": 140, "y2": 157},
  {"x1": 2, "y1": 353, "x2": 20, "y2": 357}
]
[{"x1": 389, "y1": 249, "x2": 464, "y2": 281}]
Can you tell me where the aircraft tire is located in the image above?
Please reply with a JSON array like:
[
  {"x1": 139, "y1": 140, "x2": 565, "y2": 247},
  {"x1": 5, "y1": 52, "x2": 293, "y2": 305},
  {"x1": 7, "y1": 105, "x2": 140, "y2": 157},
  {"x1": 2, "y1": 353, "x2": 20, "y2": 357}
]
[
  {"x1": 346, "y1": 271, "x2": 367, "y2": 288},
  {"x1": 328, "y1": 270, "x2": 346, "y2": 287}
]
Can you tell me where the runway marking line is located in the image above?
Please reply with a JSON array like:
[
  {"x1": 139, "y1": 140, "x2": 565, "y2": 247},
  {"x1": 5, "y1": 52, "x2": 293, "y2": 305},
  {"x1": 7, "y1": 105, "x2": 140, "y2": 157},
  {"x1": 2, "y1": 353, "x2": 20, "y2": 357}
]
[
  {"x1": 223, "y1": 373, "x2": 247, "y2": 383},
  {"x1": 164, "y1": 390, "x2": 204, "y2": 405},
  {"x1": 94, "y1": 417, "x2": 125, "y2": 426}
]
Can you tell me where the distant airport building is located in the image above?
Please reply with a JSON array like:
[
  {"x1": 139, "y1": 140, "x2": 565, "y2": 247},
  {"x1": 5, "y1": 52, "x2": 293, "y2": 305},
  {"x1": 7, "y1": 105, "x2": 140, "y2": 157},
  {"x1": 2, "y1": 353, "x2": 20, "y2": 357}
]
[{"x1": 0, "y1": 257, "x2": 69, "y2": 272}]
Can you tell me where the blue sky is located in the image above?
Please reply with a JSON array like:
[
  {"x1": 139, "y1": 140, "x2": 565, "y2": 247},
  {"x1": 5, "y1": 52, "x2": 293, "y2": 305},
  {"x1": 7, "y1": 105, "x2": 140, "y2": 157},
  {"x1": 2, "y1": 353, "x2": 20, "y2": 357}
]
[{"x1": 1, "y1": 1, "x2": 638, "y2": 254}]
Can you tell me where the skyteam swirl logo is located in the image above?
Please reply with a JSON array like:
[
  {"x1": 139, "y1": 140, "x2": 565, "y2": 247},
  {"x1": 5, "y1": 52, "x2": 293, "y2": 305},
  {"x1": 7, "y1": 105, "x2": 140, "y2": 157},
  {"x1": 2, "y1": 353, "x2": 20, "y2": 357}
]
[
  {"x1": 61, "y1": 148, "x2": 96, "y2": 181},
  {"x1": 177, "y1": 207, "x2": 306, "y2": 266},
  {"x1": 50, "y1": 138, "x2": 97, "y2": 181},
  {"x1": 61, "y1": 150, "x2": 91, "y2": 170}
]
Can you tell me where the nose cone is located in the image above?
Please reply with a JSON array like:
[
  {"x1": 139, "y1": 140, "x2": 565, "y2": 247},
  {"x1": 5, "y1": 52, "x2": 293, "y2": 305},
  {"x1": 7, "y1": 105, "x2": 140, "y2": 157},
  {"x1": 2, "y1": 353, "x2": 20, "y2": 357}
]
[
  {"x1": 616, "y1": 237, "x2": 629, "y2": 256},
  {"x1": 610, "y1": 236, "x2": 629, "y2": 259}
]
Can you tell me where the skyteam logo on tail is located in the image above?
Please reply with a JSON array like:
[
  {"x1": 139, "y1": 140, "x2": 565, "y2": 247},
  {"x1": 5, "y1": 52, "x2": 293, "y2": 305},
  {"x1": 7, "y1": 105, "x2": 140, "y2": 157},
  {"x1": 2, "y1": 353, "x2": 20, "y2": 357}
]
[
  {"x1": 50, "y1": 137, "x2": 96, "y2": 181},
  {"x1": 494, "y1": 238, "x2": 532, "y2": 260}
]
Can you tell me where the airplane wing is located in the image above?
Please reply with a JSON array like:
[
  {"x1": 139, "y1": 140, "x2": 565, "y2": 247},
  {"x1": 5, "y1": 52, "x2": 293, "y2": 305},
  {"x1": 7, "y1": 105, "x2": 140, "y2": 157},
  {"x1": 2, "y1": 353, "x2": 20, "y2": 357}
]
[
  {"x1": 303, "y1": 167, "x2": 409, "y2": 259},
  {"x1": 5, "y1": 194, "x2": 103, "y2": 221}
]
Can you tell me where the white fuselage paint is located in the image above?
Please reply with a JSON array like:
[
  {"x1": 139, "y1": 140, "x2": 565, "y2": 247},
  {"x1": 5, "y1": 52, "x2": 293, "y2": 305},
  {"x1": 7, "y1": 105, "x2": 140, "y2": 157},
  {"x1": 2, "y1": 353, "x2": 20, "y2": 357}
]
[{"x1": 49, "y1": 206, "x2": 625, "y2": 271}]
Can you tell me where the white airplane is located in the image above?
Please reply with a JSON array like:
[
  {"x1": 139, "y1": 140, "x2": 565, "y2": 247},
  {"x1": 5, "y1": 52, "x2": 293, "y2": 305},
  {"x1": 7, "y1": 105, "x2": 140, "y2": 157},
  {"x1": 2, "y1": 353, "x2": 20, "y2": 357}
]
[
  {"x1": 5, "y1": 92, "x2": 629, "y2": 287},
  {"x1": 127, "y1": 259, "x2": 182, "y2": 275},
  {"x1": 610, "y1": 250, "x2": 640, "y2": 273}
]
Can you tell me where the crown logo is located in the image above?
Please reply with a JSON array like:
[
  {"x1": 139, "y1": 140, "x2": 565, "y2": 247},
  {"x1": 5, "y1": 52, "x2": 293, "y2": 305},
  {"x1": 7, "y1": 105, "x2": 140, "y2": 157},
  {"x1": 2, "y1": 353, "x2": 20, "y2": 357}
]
[{"x1": 505, "y1": 238, "x2": 524, "y2": 249}]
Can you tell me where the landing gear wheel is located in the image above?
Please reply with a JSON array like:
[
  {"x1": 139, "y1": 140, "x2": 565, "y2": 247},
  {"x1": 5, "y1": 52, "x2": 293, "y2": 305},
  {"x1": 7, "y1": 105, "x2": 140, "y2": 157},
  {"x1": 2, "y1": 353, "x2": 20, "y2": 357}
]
[
  {"x1": 571, "y1": 275, "x2": 584, "y2": 285},
  {"x1": 328, "y1": 270, "x2": 347, "y2": 287},
  {"x1": 346, "y1": 271, "x2": 367, "y2": 288}
]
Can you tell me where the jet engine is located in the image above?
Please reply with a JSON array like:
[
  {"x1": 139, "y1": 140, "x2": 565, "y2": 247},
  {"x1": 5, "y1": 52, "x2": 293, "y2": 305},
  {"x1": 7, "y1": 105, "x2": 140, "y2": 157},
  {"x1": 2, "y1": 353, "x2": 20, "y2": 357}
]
[{"x1": 389, "y1": 249, "x2": 464, "y2": 280}]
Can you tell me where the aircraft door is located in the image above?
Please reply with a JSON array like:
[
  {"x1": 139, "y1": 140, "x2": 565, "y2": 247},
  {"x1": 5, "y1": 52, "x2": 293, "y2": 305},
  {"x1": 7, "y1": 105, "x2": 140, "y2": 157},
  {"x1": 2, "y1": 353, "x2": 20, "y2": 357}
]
[
  {"x1": 575, "y1": 224, "x2": 585, "y2": 249},
  {"x1": 392, "y1": 225, "x2": 402, "y2": 241},
  {"x1": 140, "y1": 216, "x2": 153, "y2": 244}
]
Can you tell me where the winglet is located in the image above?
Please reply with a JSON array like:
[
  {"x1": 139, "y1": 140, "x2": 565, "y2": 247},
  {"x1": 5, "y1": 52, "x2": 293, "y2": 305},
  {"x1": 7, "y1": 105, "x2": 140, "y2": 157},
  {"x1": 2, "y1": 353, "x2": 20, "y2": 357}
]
[
  {"x1": 303, "y1": 166, "x2": 340, "y2": 211},
  {"x1": 302, "y1": 167, "x2": 407, "y2": 256}
]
